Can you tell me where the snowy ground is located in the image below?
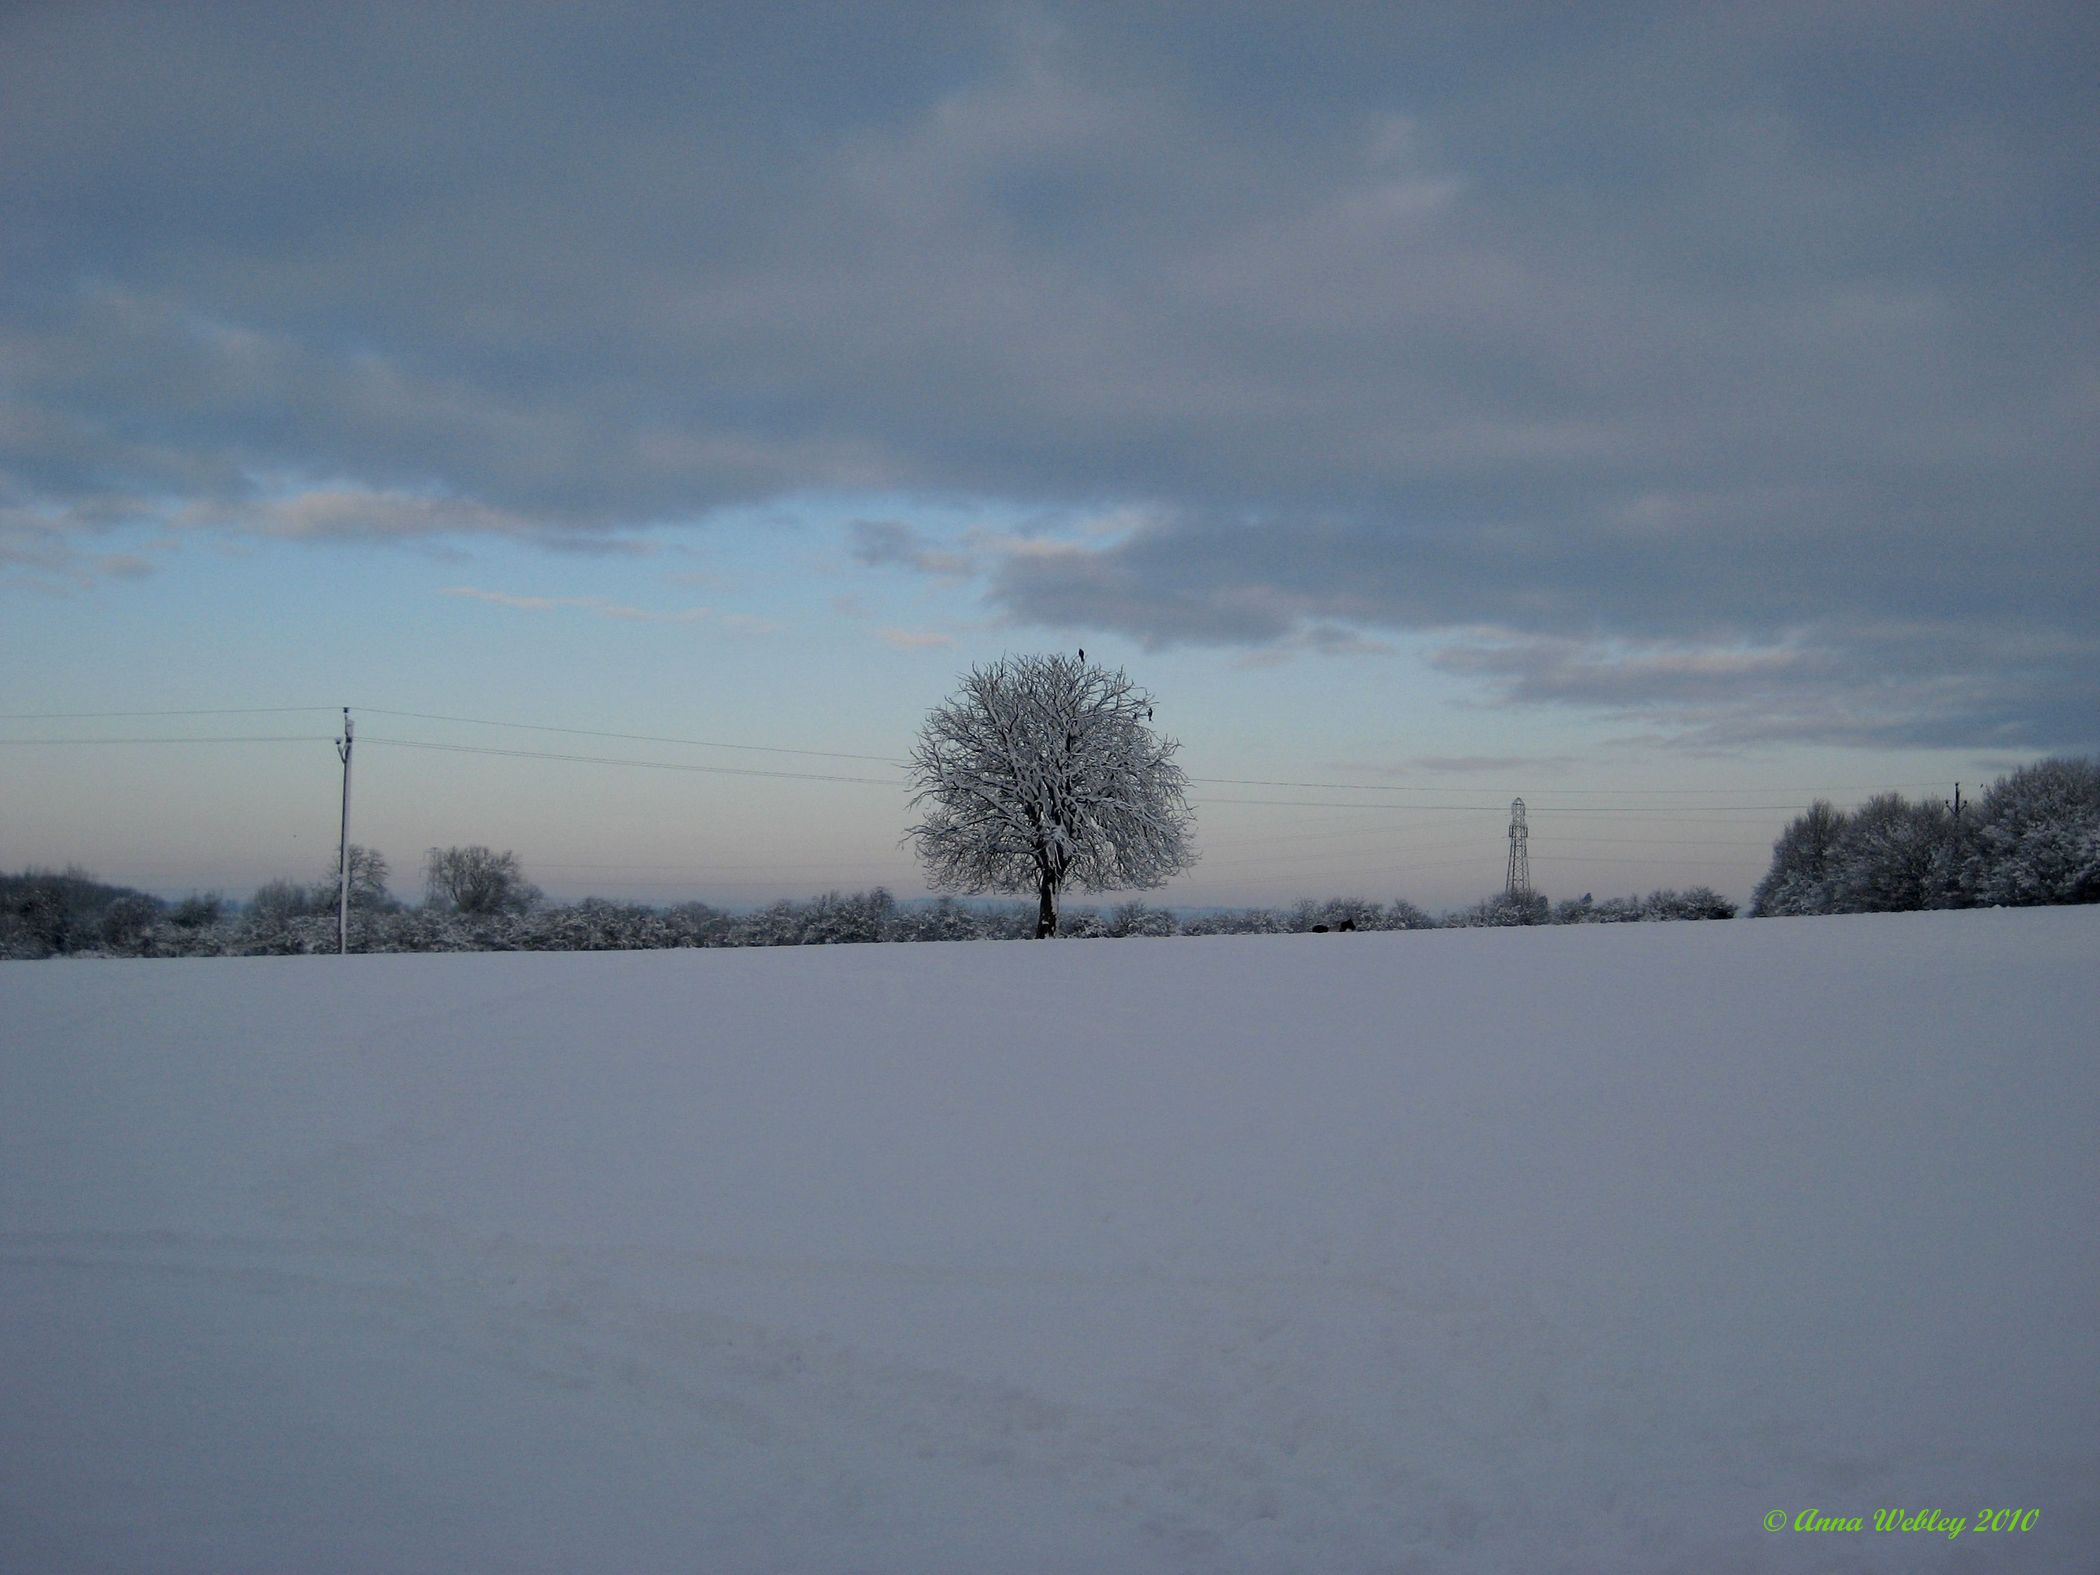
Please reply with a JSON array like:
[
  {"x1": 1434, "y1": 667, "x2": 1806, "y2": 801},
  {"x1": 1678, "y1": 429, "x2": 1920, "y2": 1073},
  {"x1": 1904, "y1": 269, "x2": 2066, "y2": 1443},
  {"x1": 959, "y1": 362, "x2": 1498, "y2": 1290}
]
[{"x1": 4, "y1": 908, "x2": 2096, "y2": 1573}]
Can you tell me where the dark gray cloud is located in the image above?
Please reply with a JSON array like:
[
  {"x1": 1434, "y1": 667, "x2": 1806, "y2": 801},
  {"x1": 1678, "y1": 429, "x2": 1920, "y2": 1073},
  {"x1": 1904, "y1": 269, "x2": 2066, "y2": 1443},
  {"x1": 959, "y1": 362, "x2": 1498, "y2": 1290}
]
[
  {"x1": 2, "y1": 1, "x2": 2092, "y2": 744},
  {"x1": 1430, "y1": 624, "x2": 2100, "y2": 753},
  {"x1": 848, "y1": 521, "x2": 975, "y2": 577}
]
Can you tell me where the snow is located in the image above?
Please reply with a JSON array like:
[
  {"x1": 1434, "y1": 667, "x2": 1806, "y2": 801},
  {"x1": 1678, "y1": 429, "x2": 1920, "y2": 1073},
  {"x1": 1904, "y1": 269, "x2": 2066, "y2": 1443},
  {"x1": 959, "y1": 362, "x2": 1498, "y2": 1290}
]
[{"x1": 4, "y1": 908, "x2": 2096, "y2": 1572}]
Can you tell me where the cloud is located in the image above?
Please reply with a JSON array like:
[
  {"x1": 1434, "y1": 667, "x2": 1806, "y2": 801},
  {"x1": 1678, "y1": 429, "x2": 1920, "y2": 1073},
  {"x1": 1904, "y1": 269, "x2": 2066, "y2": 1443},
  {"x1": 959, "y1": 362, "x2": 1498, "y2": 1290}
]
[
  {"x1": 1410, "y1": 755, "x2": 1576, "y2": 776},
  {"x1": 235, "y1": 490, "x2": 539, "y2": 542},
  {"x1": 0, "y1": 510, "x2": 159, "y2": 589},
  {"x1": 1, "y1": 2, "x2": 2092, "y2": 747},
  {"x1": 438, "y1": 585, "x2": 711, "y2": 624},
  {"x1": 1428, "y1": 625, "x2": 2100, "y2": 753},
  {"x1": 850, "y1": 520, "x2": 977, "y2": 577}
]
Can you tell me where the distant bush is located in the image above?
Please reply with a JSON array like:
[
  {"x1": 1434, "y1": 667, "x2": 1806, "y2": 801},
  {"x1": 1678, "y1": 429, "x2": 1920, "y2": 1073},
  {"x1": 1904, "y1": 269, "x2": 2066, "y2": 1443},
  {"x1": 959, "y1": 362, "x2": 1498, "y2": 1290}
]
[
  {"x1": 169, "y1": 893, "x2": 226, "y2": 930},
  {"x1": 1105, "y1": 900, "x2": 1179, "y2": 937},
  {"x1": 1, "y1": 867, "x2": 163, "y2": 958},
  {"x1": 99, "y1": 894, "x2": 162, "y2": 949},
  {"x1": 1176, "y1": 907, "x2": 1283, "y2": 936},
  {"x1": 249, "y1": 879, "x2": 330, "y2": 925},
  {"x1": 1445, "y1": 891, "x2": 1551, "y2": 928},
  {"x1": 1557, "y1": 887, "x2": 1737, "y2": 923}
]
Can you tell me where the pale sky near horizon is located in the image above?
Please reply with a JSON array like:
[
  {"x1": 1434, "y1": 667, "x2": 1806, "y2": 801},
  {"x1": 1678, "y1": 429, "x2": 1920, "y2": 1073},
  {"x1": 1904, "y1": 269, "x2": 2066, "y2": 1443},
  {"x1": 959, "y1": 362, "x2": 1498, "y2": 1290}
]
[{"x1": 3, "y1": 3, "x2": 2093, "y2": 911}]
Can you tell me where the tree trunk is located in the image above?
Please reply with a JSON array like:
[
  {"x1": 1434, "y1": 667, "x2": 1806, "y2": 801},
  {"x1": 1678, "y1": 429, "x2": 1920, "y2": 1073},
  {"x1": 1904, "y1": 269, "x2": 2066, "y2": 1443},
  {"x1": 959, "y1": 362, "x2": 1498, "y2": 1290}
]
[{"x1": 1035, "y1": 871, "x2": 1059, "y2": 937}]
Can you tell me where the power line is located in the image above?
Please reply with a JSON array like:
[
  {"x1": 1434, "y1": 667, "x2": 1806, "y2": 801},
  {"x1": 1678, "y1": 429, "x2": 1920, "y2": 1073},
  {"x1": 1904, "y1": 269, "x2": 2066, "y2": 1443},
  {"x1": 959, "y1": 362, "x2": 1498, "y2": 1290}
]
[
  {"x1": 532, "y1": 873, "x2": 913, "y2": 891},
  {"x1": 356, "y1": 707, "x2": 901, "y2": 765},
  {"x1": 0, "y1": 735, "x2": 333, "y2": 745},
  {"x1": 1, "y1": 697, "x2": 1957, "y2": 801},
  {"x1": 1531, "y1": 854, "x2": 1755, "y2": 869},
  {"x1": 361, "y1": 735, "x2": 904, "y2": 786},
  {"x1": 1200, "y1": 824, "x2": 1774, "y2": 852},
  {"x1": 0, "y1": 730, "x2": 1857, "y2": 815},
  {"x1": 532, "y1": 856, "x2": 915, "y2": 873},
  {"x1": 0, "y1": 697, "x2": 1958, "y2": 796},
  {"x1": 1186, "y1": 772, "x2": 1947, "y2": 795},
  {"x1": 1201, "y1": 846, "x2": 1492, "y2": 873},
  {"x1": 1201, "y1": 836, "x2": 1486, "y2": 866},
  {"x1": 1189, "y1": 794, "x2": 1826, "y2": 814},
  {"x1": 0, "y1": 706, "x2": 335, "y2": 720}
]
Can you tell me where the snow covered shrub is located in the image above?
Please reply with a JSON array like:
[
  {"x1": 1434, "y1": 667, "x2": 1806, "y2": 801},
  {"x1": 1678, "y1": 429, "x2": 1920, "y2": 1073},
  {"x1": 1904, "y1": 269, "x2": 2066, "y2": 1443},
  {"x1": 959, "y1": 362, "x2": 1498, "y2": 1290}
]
[
  {"x1": 797, "y1": 888, "x2": 898, "y2": 944},
  {"x1": 661, "y1": 902, "x2": 729, "y2": 946},
  {"x1": 1316, "y1": 897, "x2": 1384, "y2": 931},
  {"x1": 169, "y1": 893, "x2": 225, "y2": 930},
  {"x1": 1965, "y1": 757, "x2": 2100, "y2": 906},
  {"x1": 524, "y1": 899, "x2": 666, "y2": 951},
  {"x1": 1446, "y1": 891, "x2": 1551, "y2": 927},
  {"x1": 0, "y1": 870, "x2": 160, "y2": 955},
  {"x1": 1104, "y1": 900, "x2": 1177, "y2": 937},
  {"x1": 99, "y1": 894, "x2": 162, "y2": 950},
  {"x1": 236, "y1": 914, "x2": 338, "y2": 955},
  {"x1": 1171, "y1": 907, "x2": 1275, "y2": 936},
  {"x1": 889, "y1": 897, "x2": 992, "y2": 942},
  {"x1": 1553, "y1": 893, "x2": 1642, "y2": 923},
  {"x1": 1, "y1": 879, "x2": 72, "y2": 957},
  {"x1": 1262, "y1": 897, "x2": 1434, "y2": 933},
  {"x1": 249, "y1": 878, "x2": 328, "y2": 925},
  {"x1": 1641, "y1": 886, "x2": 1738, "y2": 921}
]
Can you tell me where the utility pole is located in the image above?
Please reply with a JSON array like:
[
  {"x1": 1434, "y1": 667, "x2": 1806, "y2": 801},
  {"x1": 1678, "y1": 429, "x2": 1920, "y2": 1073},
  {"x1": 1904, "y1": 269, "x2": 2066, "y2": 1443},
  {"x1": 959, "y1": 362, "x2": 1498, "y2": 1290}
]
[{"x1": 335, "y1": 707, "x2": 354, "y2": 955}]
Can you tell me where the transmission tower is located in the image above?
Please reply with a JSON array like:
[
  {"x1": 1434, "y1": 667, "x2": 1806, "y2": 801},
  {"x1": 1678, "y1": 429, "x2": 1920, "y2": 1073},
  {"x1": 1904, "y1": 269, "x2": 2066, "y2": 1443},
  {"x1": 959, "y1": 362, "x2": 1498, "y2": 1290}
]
[{"x1": 1505, "y1": 797, "x2": 1530, "y2": 897}]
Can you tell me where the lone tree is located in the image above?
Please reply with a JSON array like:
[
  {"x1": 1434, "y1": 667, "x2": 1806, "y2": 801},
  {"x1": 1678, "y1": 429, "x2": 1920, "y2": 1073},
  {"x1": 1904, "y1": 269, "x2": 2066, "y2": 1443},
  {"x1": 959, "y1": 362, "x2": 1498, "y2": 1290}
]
[
  {"x1": 423, "y1": 845, "x2": 538, "y2": 915},
  {"x1": 906, "y1": 653, "x2": 1198, "y2": 937},
  {"x1": 329, "y1": 844, "x2": 393, "y2": 912}
]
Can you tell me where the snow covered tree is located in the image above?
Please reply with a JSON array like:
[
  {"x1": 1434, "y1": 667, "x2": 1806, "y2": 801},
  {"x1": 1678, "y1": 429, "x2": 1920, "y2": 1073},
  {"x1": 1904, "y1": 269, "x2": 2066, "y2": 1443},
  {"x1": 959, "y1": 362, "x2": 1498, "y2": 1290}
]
[
  {"x1": 1827, "y1": 793, "x2": 1968, "y2": 913},
  {"x1": 906, "y1": 653, "x2": 1198, "y2": 937},
  {"x1": 1750, "y1": 799, "x2": 1848, "y2": 916},
  {"x1": 1965, "y1": 756, "x2": 2100, "y2": 906}
]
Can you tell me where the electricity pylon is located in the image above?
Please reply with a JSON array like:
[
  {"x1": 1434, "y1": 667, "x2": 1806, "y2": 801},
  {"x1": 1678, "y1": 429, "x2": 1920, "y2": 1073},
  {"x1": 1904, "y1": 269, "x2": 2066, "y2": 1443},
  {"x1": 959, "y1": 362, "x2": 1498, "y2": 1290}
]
[{"x1": 1506, "y1": 797, "x2": 1530, "y2": 897}]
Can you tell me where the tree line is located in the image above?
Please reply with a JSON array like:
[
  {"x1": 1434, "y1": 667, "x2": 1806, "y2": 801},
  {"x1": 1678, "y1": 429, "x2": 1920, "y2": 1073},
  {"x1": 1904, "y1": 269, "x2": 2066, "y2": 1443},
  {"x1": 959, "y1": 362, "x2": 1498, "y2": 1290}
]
[
  {"x1": 4, "y1": 846, "x2": 1736, "y2": 959},
  {"x1": 1749, "y1": 757, "x2": 2099, "y2": 916}
]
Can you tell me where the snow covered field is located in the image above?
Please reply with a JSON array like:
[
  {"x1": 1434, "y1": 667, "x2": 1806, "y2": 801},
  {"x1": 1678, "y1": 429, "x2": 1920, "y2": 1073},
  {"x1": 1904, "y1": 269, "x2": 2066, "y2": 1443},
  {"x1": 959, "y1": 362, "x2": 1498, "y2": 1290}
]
[{"x1": 4, "y1": 909, "x2": 2096, "y2": 1573}]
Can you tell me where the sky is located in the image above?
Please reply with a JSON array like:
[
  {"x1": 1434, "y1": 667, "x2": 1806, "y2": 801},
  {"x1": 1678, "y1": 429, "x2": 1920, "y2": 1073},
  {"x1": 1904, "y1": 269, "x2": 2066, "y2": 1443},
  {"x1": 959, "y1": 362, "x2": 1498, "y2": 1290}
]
[{"x1": 2, "y1": 1, "x2": 2094, "y2": 912}]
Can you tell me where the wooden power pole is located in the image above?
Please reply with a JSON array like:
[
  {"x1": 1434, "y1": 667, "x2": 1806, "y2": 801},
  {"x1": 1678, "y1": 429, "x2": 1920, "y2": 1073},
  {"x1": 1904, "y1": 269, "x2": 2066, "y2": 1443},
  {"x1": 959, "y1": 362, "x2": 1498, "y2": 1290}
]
[{"x1": 335, "y1": 708, "x2": 354, "y2": 955}]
